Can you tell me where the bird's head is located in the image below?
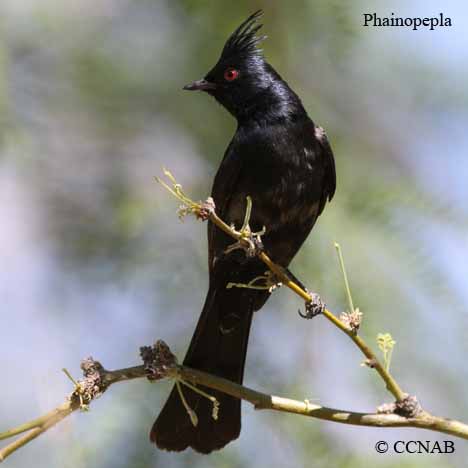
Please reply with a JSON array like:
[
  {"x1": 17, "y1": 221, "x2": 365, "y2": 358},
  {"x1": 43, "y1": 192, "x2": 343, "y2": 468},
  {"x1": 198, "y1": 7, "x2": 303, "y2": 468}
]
[{"x1": 184, "y1": 11, "x2": 303, "y2": 122}]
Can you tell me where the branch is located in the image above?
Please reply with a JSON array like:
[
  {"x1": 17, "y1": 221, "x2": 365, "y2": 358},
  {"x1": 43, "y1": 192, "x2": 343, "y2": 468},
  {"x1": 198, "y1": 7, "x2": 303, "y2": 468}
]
[
  {"x1": 1, "y1": 342, "x2": 467, "y2": 462},
  {"x1": 177, "y1": 365, "x2": 468, "y2": 439},
  {"x1": 157, "y1": 170, "x2": 405, "y2": 400},
  {"x1": 0, "y1": 359, "x2": 144, "y2": 462},
  {"x1": 2, "y1": 170, "x2": 467, "y2": 461}
]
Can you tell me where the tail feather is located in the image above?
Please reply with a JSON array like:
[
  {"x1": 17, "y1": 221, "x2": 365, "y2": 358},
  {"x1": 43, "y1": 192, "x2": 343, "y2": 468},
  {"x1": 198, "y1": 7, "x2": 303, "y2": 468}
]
[{"x1": 151, "y1": 263, "x2": 268, "y2": 453}]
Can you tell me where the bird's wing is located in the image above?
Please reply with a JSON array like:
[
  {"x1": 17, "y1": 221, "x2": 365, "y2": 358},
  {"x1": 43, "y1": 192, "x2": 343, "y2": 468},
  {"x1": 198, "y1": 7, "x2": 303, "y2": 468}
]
[
  {"x1": 315, "y1": 125, "x2": 336, "y2": 215},
  {"x1": 207, "y1": 142, "x2": 244, "y2": 274}
]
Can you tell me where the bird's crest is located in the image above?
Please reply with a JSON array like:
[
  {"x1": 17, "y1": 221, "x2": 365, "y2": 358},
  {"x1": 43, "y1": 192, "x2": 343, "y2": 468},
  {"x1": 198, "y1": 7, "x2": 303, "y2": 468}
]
[{"x1": 220, "y1": 10, "x2": 267, "y2": 61}]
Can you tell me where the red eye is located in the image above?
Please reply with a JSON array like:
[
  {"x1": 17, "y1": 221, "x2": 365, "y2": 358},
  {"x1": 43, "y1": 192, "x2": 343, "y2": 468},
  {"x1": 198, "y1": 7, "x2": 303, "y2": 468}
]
[{"x1": 224, "y1": 68, "x2": 239, "y2": 81}]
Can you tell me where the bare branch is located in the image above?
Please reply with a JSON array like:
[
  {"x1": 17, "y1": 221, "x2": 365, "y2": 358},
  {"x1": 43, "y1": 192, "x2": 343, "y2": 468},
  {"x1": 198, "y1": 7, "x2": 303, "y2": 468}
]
[
  {"x1": 157, "y1": 171, "x2": 406, "y2": 401},
  {"x1": 2, "y1": 171, "x2": 467, "y2": 461},
  {"x1": 1, "y1": 342, "x2": 467, "y2": 462}
]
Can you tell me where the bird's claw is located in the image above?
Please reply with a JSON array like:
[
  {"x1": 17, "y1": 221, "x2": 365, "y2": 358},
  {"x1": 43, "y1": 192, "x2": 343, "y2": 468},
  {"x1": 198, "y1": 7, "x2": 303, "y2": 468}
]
[
  {"x1": 299, "y1": 293, "x2": 325, "y2": 319},
  {"x1": 225, "y1": 226, "x2": 265, "y2": 258},
  {"x1": 246, "y1": 234, "x2": 264, "y2": 257}
]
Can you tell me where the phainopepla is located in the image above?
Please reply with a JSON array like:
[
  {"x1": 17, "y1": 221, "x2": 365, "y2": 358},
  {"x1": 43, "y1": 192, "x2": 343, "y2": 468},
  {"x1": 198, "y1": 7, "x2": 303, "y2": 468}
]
[{"x1": 151, "y1": 10, "x2": 336, "y2": 453}]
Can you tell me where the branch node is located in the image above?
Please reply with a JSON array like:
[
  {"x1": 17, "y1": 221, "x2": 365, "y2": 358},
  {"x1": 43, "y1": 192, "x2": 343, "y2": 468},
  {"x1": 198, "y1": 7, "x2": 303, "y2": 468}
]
[
  {"x1": 304, "y1": 399, "x2": 313, "y2": 412},
  {"x1": 377, "y1": 394, "x2": 422, "y2": 418},
  {"x1": 339, "y1": 308, "x2": 363, "y2": 334},
  {"x1": 140, "y1": 340, "x2": 178, "y2": 381},
  {"x1": 361, "y1": 358, "x2": 378, "y2": 368},
  {"x1": 299, "y1": 293, "x2": 325, "y2": 319},
  {"x1": 224, "y1": 196, "x2": 266, "y2": 258},
  {"x1": 71, "y1": 358, "x2": 109, "y2": 408},
  {"x1": 196, "y1": 197, "x2": 216, "y2": 221},
  {"x1": 395, "y1": 394, "x2": 423, "y2": 418}
]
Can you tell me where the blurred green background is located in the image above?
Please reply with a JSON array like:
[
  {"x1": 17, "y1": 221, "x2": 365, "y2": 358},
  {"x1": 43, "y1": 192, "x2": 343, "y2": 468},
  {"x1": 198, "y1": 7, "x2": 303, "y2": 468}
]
[{"x1": 1, "y1": 0, "x2": 467, "y2": 467}]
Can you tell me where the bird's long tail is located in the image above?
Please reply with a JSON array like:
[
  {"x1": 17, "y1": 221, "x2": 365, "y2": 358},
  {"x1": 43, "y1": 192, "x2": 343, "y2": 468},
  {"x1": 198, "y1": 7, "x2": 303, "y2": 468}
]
[{"x1": 151, "y1": 262, "x2": 269, "y2": 454}]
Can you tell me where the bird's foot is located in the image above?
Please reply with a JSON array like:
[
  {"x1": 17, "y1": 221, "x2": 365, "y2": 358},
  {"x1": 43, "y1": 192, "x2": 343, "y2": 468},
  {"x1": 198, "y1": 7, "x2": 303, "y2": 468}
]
[
  {"x1": 225, "y1": 225, "x2": 265, "y2": 258},
  {"x1": 225, "y1": 195, "x2": 265, "y2": 258},
  {"x1": 263, "y1": 271, "x2": 282, "y2": 292},
  {"x1": 299, "y1": 293, "x2": 325, "y2": 319},
  {"x1": 243, "y1": 228, "x2": 265, "y2": 257}
]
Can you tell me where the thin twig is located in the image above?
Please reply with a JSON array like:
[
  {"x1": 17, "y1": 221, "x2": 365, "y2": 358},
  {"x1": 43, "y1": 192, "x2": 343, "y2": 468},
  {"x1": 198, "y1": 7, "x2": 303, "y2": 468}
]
[{"x1": 334, "y1": 242, "x2": 355, "y2": 313}]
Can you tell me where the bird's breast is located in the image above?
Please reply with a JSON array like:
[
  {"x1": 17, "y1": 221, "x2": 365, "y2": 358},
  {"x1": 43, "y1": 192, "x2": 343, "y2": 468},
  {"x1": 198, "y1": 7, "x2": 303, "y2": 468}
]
[{"x1": 226, "y1": 146, "x2": 323, "y2": 234}]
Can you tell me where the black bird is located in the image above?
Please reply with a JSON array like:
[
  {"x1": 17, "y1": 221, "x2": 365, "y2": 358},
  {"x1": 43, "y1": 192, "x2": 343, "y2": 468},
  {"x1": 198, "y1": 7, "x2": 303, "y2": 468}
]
[{"x1": 151, "y1": 10, "x2": 336, "y2": 453}]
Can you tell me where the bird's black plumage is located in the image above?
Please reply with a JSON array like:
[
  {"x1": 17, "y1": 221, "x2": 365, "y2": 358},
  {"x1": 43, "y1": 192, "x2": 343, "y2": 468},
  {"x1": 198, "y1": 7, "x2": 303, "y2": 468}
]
[{"x1": 151, "y1": 10, "x2": 336, "y2": 454}]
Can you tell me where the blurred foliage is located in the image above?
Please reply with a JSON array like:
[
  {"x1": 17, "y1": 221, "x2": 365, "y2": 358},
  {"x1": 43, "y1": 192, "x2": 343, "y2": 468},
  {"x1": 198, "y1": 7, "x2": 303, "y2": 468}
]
[{"x1": 1, "y1": 0, "x2": 467, "y2": 467}]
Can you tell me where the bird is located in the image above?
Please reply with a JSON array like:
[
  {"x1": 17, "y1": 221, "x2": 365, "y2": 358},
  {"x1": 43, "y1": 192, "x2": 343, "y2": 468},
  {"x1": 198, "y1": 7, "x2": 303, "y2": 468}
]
[{"x1": 151, "y1": 10, "x2": 336, "y2": 454}]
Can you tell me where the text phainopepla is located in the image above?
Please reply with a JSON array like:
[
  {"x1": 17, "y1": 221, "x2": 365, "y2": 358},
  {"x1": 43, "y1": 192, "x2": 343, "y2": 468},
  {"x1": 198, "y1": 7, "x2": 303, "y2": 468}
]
[{"x1": 151, "y1": 10, "x2": 336, "y2": 453}]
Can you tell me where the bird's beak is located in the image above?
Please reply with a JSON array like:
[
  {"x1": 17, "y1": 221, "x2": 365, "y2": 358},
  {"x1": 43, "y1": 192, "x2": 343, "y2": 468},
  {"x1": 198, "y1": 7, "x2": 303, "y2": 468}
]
[{"x1": 183, "y1": 79, "x2": 217, "y2": 91}]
